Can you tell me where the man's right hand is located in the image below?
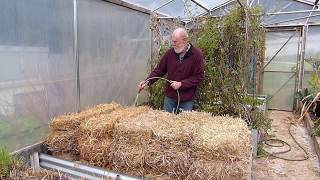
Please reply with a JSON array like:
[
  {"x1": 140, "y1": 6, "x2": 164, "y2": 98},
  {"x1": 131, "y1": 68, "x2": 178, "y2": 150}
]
[{"x1": 138, "y1": 81, "x2": 148, "y2": 92}]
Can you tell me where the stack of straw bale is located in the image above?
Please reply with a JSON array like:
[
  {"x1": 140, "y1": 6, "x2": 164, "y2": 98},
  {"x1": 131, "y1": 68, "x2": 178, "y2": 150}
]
[
  {"x1": 46, "y1": 103, "x2": 120, "y2": 156},
  {"x1": 46, "y1": 103, "x2": 250, "y2": 179},
  {"x1": 110, "y1": 110, "x2": 250, "y2": 179},
  {"x1": 77, "y1": 106, "x2": 150, "y2": 167}
]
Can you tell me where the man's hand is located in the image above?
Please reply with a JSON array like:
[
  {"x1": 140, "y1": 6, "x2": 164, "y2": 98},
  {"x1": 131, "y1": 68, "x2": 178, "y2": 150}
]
[
  {"x1": 170, "y1": 81, "x2": 182, "y2": 90},
  {"x1": 137, "y1": 81, "x2": 148, "y2": 92}
]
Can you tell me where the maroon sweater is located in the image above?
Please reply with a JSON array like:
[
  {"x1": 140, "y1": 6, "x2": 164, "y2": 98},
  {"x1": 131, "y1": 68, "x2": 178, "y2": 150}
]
[{"x1": 147, "y1": 44, "x2": 204, "y2": 101}]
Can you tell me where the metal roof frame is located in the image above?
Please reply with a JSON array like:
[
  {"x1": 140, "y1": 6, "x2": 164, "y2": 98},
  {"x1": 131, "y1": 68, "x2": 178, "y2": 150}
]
[
  {"x1": 266, "y1": 8, "x2": 320, "y2": 15},
  {"x1": 264, "y1": 14, "x2": 320, "y2": 26},
  {"x1": 292, "y1": 0, "x2": 317, "y2": 6},
  {"x1": 115, "y1": 0, "x2": 320, "y2": 20},
  {"x1": 152, "y1": 0, "x2": 210, "y2": 15},
  {"x1": 190, "y1": 0, "x2": 210, "y2": 12}
]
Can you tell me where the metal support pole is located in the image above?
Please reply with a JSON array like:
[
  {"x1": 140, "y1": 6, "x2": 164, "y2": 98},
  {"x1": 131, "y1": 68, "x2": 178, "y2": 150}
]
[
  {"x1": 264, "y1": 13, "x2": 320, "y2": 26},
  {"x1": 299, "y1": 26, "x2": 307, "y2": 89},
  {"x1": 294, "y1": 28, "x2": 302, "y2": 110},
  {"x1": 264, "y1": 23, "x2": 320, "y2": 28},
  {"x1": 190, "y1": 0, "x2": 210, "y2": 12},
  {"x1": 153, "y1": 0, "x2": 175, "y2": 12},
  {"x1": 294, "y1": 26, "x2": 306, "y2": 110},
  {"x1": 210, "y1": 0, "x2": 234, "y2": 12},
  {"x1": 249, "y1": 0, "x2": 256, "y2": 7},
  {"x1": 74, "y1": 0, "x2": 80, "y2": 112},
  {"x1": 266, "y1": 9, "x2": 320, "y2": 16}
]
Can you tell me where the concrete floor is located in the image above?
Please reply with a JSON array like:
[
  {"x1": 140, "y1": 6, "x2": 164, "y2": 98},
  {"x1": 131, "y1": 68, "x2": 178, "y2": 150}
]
[{"x1": 252, "y1": 111, "x2": 320, "y2": 180}]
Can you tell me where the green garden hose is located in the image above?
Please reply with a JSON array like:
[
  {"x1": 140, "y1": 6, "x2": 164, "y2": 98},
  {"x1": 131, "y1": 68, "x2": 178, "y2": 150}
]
[
  {"x1": 134, "y1": 77, "x2": 180, "y2": 114},
  {"x1": 258, "y1": 123, "x2": 309, "y2": 161}
]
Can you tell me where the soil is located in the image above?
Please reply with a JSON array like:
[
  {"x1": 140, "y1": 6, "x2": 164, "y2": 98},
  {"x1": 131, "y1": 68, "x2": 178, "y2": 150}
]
[{"x1": 252, "y1": 111, "x2": 320, "y2": 180}]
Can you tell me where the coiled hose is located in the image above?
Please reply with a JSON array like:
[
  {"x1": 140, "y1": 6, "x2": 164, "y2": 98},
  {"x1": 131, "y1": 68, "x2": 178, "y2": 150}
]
[
  {"x1": 134, "y1": 77, "x2": 180, "y2": 114},
  {"x1": 258, "y1": 123, "x2": 309, "y2": 161}
]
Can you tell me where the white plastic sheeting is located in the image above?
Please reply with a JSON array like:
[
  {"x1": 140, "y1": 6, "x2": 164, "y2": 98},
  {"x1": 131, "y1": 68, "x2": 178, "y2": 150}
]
[
  {"x1": 0, "y1": 0, "x2": 76, "y2": 151},
  {"x1": 262, "y1": 30, "x2": 300, "y2": 111},
  {"x1": 0, "y1": 0, "x2": 151, "y2": 151},
  {"x1": 303, "y1": 26, "x2": 320, "y2": 89},
  {"x1": 78, "y1": 0, "x2": 151, "y2": 108},
  {"x1": 251, "y1": 0, "x2": 320, "y2": 25}
]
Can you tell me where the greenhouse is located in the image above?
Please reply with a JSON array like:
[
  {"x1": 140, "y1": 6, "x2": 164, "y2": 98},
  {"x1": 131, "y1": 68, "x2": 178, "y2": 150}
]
[{"x1": 0, "y1": 0, "x2": 319, "y2": 179}]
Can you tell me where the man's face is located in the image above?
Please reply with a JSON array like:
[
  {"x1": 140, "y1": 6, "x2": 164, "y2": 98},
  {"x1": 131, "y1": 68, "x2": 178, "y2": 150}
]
[{"x1": 172, "y1": 35, "x2": 186, "y2": 54}]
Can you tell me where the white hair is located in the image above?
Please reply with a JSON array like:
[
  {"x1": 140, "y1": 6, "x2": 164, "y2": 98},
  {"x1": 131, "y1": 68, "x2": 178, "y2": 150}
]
[{"x1": 173, "y1": 27, "x2": 189, "y2": 40}]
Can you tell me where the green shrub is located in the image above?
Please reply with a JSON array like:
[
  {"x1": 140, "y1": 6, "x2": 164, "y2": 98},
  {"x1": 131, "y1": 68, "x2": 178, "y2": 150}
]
[
  {"x1": 147, "y1": 5, "x2": 271, "y2": 132},
  {"x1": 0, "y1": 146, "x2": 14, "y2": 179}
]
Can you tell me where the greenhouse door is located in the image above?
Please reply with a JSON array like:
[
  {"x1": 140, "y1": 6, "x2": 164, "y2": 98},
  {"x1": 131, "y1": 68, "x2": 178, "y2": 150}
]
[{"x1": 262, "y1": 29, "x2": 301, "y2": 111}]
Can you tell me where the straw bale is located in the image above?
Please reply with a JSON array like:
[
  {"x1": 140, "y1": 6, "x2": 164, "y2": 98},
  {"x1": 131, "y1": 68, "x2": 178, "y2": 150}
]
[
  {"x1": 77, "y1": 106, "x2": 150, "y2": 140},
  {"x1": 191, "y1": 116, "x2": 250, "y2": 161},
  {"x1": 109, "y1": 111, "x2": 250, "y2": 179},
  {"x1": 114, "y1": 110, "x2": 195, "y2": 144},
  {"x1": 50, "y1": 103, "x2": 120, "y2": 131},
  {"x1": 110, "y1": 110, "x2": 193, "y2": 179},
  {"x1": 108, "y1": 141, "x2": 147, "y2": 177},
  {"x1": 109, "y1": 137, "x2": 190, "y2": 179},
  {"x1": 187, "y1": 159, "x2": 248, "y2": 180},
  {"x1": 78, "y1": 136, "x2": 113, "y2": 168},
  {"x1": 76, "y1": 106, "x2": 149, "y2": 168},
  {"x1": 45, "y1": 130, "x2": 78, "y2": 154}
]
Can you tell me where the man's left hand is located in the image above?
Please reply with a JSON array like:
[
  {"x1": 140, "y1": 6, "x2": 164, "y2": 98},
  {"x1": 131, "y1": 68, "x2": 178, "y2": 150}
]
[{"x1": 170, "y1": 81, "x2": 182, "y2": 90}]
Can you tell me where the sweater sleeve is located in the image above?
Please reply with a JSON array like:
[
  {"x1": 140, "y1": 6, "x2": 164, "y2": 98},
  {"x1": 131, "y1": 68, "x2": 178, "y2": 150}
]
[
  {"x1": 180, "y1": 52, "x2": 204, "y2": 89},
  {"x1": 146, "y1": 51, "x2": 168, "y2": 86}
]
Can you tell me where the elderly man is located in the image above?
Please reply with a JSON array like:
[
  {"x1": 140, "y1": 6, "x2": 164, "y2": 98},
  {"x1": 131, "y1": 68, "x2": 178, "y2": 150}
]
[{"x1": 138, "y1": 27, "x2": 204, "y2": 113}]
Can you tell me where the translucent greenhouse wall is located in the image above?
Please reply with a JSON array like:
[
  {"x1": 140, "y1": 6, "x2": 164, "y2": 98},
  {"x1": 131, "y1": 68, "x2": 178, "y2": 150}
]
[
  {"x1": 262, "y1": 30, "x2": 300, "y2": 111},
  {"x1": 78, "y1": 0, "x2": 151, "y2": 108},
  {"x1": 304, "y1": 26, "x2": 320, "y2": 89},
  {"x1": 0, "y1": 0, "x2": 151, "y2": 151},
  {"x1": 251, "y1": 0, "x2": 320, "y2": 25},
  {"x1": 0, "y1": 0, "x2": 76, "y2": 151}
]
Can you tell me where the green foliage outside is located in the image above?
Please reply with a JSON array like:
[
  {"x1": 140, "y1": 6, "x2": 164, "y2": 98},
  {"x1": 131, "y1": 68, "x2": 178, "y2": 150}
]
[
  {"x1": 0, "y1": 146, "x2": 15, "y2": 179},
  {"x1": 0, "y1": 116, "x2": 48, "y2": 151},
  {"x1": 146, "y1": 5, "x2": 271, "y2": 133}
]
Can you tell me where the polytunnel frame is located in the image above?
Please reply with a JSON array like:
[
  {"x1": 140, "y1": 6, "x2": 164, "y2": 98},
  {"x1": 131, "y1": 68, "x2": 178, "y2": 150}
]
[
  {"x1": 151, "y1": 0, "x2": 320, "y2": 111},
  {"x1": 262, "y1": 23, "x2": 320, "y2": 110},
  {"x1": 70, "y1": 0, "x2": 320, "y2": 112},
  {"x1": 262, "y1": 0, "x2": 320, "y2": 110}
]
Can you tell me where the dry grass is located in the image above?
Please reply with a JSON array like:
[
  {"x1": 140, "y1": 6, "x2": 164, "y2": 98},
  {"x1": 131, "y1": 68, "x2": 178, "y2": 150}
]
[
  {"x1": 187, "y1": 159, "x2": 248, "y2": 180},
  {"x1": 77, "y1": 106, "x2": 150, "y2": 140},
  {"x1": 50, "y1": 103, "x2": 120, "y2": 131},
  {"x1": 10, "y1": 166, "x2": 70, "y2": 180},
  {"x1": 109, "y1": 110, "x2": 190, "y2": 178},
  {"x1": 46, "y1": 130, "x2": 78, "y2": 154},
  {"x1": 110, "y1": 110, "x2": 250, "y2": 179},
  {"x1": 46, "y1": 104, "x2": 250, "y2": 180},
  {"x1": 190, "y1": 115, "x2": 250, "y2": 161},
  {"x1": 46, "y1": 103, "x2": 121, "y2": 155},
  {"x1": 78, "y1": 136, "x2": 112, "y2": 167},
  {"x1": 76, "y1": 106, "x2": 150, "y2": 168}
]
